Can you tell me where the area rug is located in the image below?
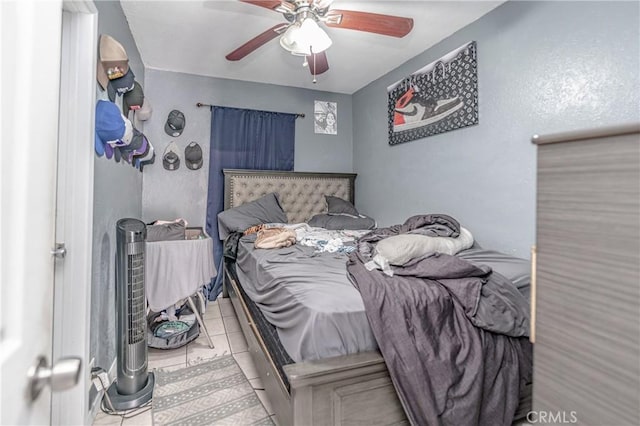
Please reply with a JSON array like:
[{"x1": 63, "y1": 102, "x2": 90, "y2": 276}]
[{"x1": 152, "y1": 355, "x2": 273, "y2": 425}]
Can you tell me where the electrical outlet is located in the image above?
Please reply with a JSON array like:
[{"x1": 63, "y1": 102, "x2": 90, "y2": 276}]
[
  {"x1": 92, "y1": 376, "x2": 105, "y2": 392},
  {"x1": 98, "y1": 371, "x2": 110, "y2": 387},
  {"x1": 90, "y1": 370, "x2": 111, "y2": 392}
]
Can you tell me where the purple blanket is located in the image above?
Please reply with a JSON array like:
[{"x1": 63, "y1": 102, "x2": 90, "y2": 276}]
[{"x1": 347, "y1": 216, "x2": 532, "y2": 426}]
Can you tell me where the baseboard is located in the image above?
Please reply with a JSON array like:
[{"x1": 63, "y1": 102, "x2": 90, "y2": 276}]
[{"x1": 87, "y1": 358, "x2": 117, "y2": 422}]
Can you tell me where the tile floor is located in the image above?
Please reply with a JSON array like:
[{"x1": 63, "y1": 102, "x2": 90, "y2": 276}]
[
  {"x1": 92, "y1": 299, "x2": 532, "y2": 426},
  {"x1": 93, "y1": 298, "x2": 277, "y2": 426}
]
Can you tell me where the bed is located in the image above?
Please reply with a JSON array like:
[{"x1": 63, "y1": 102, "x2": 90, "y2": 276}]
[{"x1": 220, "y1": 169, "x2": 532, "y2": 425}]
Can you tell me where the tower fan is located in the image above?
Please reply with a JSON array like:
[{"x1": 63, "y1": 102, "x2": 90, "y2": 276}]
[{"x1": 106, "y1": 218, "x2": 154, "y2": 409}]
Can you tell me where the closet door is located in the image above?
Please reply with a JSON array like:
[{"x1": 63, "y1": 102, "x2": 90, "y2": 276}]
[{"x1": 532, "y1": 124, "x2": 640, "y2": 425}]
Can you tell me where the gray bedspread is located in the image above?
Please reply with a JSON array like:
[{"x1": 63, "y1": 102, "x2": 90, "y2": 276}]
[
  {"x1": 235, "y1": 236, "x2": 378, "y2": 362},
  {"x1": 233, "y1": 230, "x2": 533, "y2": 372},
  {"x1": 347, "y1": 216, "x2": 533, "y2": 426}
]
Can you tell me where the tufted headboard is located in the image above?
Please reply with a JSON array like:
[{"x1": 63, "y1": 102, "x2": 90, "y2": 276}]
[{"x1": 223, "y1": 169, "x2": 356, "y2": 224}]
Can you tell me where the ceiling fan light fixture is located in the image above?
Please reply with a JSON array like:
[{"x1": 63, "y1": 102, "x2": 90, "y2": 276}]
[
  {"x1": 279, "y1": 21, "x2": 301, "y2": 52},
  {"x1": 280, "y1": 17, "x2": 332, "y2": 56}
]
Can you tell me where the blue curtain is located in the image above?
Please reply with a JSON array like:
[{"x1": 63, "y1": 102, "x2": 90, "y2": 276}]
[{"x1": 205, "y1": 106, "x2": 296, "y2": 300}]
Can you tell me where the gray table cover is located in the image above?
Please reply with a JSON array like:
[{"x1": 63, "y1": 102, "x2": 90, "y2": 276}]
[{"x1": 145, "y1": 237, "x2": 216, "y2": 312}]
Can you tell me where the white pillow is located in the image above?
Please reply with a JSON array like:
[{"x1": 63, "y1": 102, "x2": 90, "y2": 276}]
[{"x1": 375, "y1": 227, "x2": 474, "y2": 266}]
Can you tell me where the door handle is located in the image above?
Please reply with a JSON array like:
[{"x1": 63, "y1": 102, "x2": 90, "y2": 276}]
[
  {"x1": 27, "y1": 356, "x2": 82, "y2": 402},
  {"x1": 51, "y1": 242, "x2": 67, "y2": 258}
]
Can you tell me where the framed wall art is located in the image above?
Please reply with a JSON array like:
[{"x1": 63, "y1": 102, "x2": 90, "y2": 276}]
[
  {"x1": 314, "y1": 101, "x2": 337, "y2": 135},
  {"x1": 387, "y1": 41, "x2": 478, "y2": 146}
]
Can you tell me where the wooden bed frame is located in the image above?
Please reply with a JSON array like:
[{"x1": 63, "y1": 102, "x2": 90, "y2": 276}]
[
  {"x1": 220, "y1": 169, "x2": 531, "y2": 425},
  {"x1": 221, "y1": 169, "x2": 408, "y2": 426}
]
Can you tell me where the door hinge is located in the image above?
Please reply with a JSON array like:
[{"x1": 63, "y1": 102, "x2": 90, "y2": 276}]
[{"x1": 51, "y1": 243, "x2": 66, "y2": 258}]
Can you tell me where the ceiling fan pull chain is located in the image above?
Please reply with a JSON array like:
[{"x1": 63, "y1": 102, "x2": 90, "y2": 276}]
[{"x1": 312, "y1": 50, "x2": 317, "y2": 83}]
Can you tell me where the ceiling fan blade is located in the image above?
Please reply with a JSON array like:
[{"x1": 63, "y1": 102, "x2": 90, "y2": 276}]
[
  {"x1": 239, "y1": 0, "x2": 283, "y2": 11},
  {"x1": 325, "y1": 10, "x2": 414, "y2": 38},
  {"x1": 307, "y1": 51, "x2": 329, "y2": 75},
  {"x1": 226, "y1": 23, "x2": 289, "y2": 61},
  {"x1": 313, "y1": 0, "x2": 334, "y2": 9}
]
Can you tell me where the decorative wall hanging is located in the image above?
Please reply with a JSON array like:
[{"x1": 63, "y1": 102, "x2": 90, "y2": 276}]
[
  {"x1": 387, "y1": 41, "x2": 478, "y2": 145},
  {"x1": 314, "y1": 101, "x2": 337, "y2": 135}
]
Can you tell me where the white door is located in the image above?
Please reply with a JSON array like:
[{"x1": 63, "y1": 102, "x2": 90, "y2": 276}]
[
  {"x1": 0, "y1": 0, "x2": 64, "y2": 424},
  {"x1": 0, "y1": 1, "x2": 96, "y2": 424},
  {"x1": 51, "y1": 2, "x2": 97, "y2": 425}
]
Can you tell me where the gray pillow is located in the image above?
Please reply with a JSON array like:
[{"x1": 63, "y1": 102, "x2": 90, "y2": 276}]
[
  {"x1": 308, "y1": 213, "x2": 376, "y2": 230},
  {"x1": 326, "y1": 195, "x2": 359, "y2": 216},
  {"x1": 217, "y1": 192, "x2": 287, "y2": 240}
]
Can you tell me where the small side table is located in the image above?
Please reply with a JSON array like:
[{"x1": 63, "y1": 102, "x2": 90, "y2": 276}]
[{"x1": 145, "y1": 234, "x2": 217, "y2": 348}]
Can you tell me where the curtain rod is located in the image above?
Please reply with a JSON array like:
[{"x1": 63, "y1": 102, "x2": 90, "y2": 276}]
[{"x1": 196, "y1": 102, "x2": 305, "y2": 119}]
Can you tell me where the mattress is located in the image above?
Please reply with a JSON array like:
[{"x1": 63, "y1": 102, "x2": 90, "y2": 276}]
[
  {"x1": 235, "y1": 235, "x2": 378, "y2": 362},
  {"x1": 229, "y1": 257, "x2": 532, "y2": 416},
  {"x1": 234, "y1": 233, "x2": 532, "y2": 363},
  {"x1": 225, "y1": 260, "x2": 294, "y2": 391}
]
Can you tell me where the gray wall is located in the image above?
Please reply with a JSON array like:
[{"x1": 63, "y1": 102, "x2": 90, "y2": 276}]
[
  {"x1": 90, "y1": 0, "x2": 145, "y2": 372},
  {"x1": 141, "y1": 69, "x2": 353, "y2": 228},
  {"x1": 91, "y1": 1, "x2": 639, "y2": 371},
  {"x1": 352, "y1": 0, "x2": 640, "y2": 258}
]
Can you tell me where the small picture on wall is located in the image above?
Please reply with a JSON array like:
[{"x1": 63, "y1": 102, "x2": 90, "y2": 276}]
[{"x1": 314, "y1": 101, "x2": 337, "y2": 135}]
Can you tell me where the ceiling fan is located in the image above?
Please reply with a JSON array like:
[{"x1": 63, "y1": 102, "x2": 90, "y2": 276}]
[{"x1": 226, "y1": 0, "x2": 414, "y2": 78}]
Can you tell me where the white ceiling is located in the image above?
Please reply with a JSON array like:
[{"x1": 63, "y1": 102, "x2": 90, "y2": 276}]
[{"x1": 121, "y1": 0, "x2": 504, "y2": 94}]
